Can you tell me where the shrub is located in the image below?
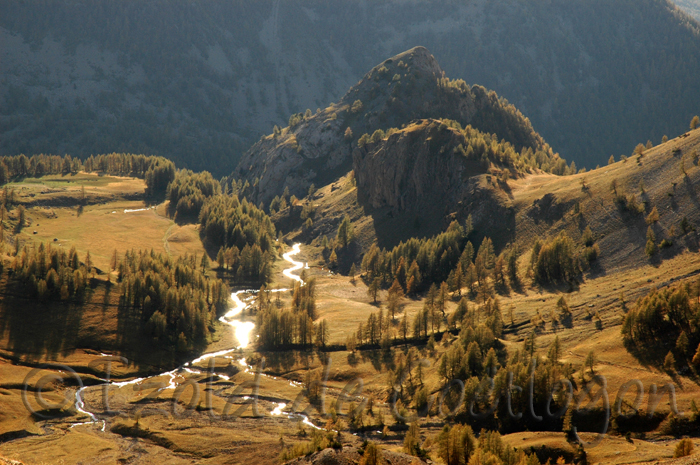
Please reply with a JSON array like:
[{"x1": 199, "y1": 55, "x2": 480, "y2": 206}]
[
  {"x1": 351, "y1": 100, "x2": 364, "y2": 114},
  {"x1": 645, "y1": 239, "x2": 657, "y2": 257},
  {"x1": 369, "y1": 129, "x2": 385, "y2": 143},
  {"x1": 646, "y1": 207, "x2": 659, "y2": 224},
  {"x1": 674, "y1": 438, "x2": 694, "y2": 458},
  {"x1": 357, "y1": 133, "x2": 370, "y2": 148},
  {"x1": 584, "y1": 244, "x2": 599, "y2": 262}
]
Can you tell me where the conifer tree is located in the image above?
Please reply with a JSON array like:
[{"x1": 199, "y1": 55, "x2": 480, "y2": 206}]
[
  {"x1": 387, "y1": 279, "x2": 404, "y2": 319},
  {"x1": 337, "y1": 215, "x2": 354, "y2": 248},
  {"x1": 403, "y1": 421, "x2": 422, "y2": 457},
  {"x1": 585, "y1": 350, "x2": 597, "y2": 374},
  {"x1": 368, "y1": 277, "x2": 381, "y2": 303}
]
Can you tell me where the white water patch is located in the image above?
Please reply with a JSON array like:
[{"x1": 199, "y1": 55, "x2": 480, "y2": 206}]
[
  {"x1": 190, "y1": 348, "x2": 237, "y2": 366},
  {"x1": 271, "y1": 402, "x2": 286, "y2": 415},
  {"x1": 270, "y1": 402, "x2": 321, "y2": 430},
  {"x1": 282, "y1": 243, "x2": 307, "y2": 284},
  {"x1": 123, "y1": 206, "x2": 155, "y2": 213},
  {"x1": 291, "y1": 413, "x2": 323, "y2": 430},
  {"x1": 111, "y1": 377, "x2": 147, "y2": 388},
  {"x1": 72, "y1": 387, "x2": 106, "y2": 431}
]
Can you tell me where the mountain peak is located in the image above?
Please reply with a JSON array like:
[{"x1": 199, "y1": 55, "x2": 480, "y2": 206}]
[
  {"x1": 340, "y1": 46, "x2": 443, "y2": 107},
  {"x1": 386, "y1": 46, "x2": 442, "y2": 75},
  {"x1": 233, "y1": 47, "x2": 554, "y2": 206}
]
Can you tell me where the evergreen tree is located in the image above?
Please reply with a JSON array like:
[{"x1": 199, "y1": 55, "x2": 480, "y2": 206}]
[
  {"x1": 437, "y1": 281, "x2": 449, "y2": 316},
  {"x1": 676, "y1": 331, "x2": 689, "y2": 355},
  {"x1": 110, "y1": 249, "x2": 118, "y2": 271},
  {"x1": 453, "y1": 262, "x2": 464, "y2": 295},
  {"x1": 217, "y1": 247, "x2": 225, "y2": 269},
  {"x1": 585, "y1": 350, "x2": 597, "y2": 373},
  {"x1": 359, "y1": 441, "x2": 383, "y2": 465},
  {"x1": 400, "y1": 314, "x2": 408, "y2": 343},
  {"x1": 403, "y1": 421, "x2": 422, "y2": 457},
  {"x1": 664, "y1": 351, "x2": 676, "y2": 373},
  {"x1": 387, "y1": 278, "x2": 404, "y2": 319},
  {"x1": 17, "y1": 205, "x2": 25, "y2": 231},
  {"x1": 547, "y1": 336, "x2": 561, "y2": 364},
  {"x1": 315, "y1": 319, "x2": 329, "y2": 348},
  {"x1": 368, "y1": 277, "x2": 381, "y2": 303},
  {"x1": 337, "y1": 215, "x2": 354, "y2": 248},
  {"x1": 646, "y1": 207, "x2": 660, "y2": 225}
]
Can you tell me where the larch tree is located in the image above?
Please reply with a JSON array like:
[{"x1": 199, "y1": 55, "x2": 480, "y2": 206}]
[
  {"x1": 387, "y1": 278, "x2": 404, "y2": 319},
  {"x1": 585, "y1": 350, "x2": 597, "y2": 374},
  {"x1": 368, "y1": 277, "x2": 381, "y2": 303}
]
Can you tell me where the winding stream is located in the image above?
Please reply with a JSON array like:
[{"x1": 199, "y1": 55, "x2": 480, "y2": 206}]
[{"x1": 72, "y1": 243, "x2": 310, "y2": 429}]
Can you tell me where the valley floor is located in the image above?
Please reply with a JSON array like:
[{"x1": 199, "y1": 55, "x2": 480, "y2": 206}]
[{"x1": 1, "y1": 173, "x2": 700, "y2": 464}]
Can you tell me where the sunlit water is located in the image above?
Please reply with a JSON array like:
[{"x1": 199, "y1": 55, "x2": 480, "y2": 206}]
[
  {"x1": 282, "y1": 243, "x2": 308, "y2": 283},
  {"x1": 123, "y1": 206, "x2": 155, "y2": 213},
  {"x1": 70, "y1": 243, "x2": 308, "y2": 428}
]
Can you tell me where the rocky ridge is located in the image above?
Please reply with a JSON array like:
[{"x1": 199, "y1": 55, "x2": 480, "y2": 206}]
[{"x1": 233, "y1": 47, "x2": 552, "y2": 206}]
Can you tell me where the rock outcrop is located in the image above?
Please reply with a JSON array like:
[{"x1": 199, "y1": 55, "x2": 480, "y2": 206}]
[
  {"x1": 353, "y1": 119, "x2": 486, "y2": 212},
  {"x1": 233, "y1": 46, "x2": 547, "y2": 206},
  {"x1": 352, "y1": 118, "x2": 516, "y2": 247}
]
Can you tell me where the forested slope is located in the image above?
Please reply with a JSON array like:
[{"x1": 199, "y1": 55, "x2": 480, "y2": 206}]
[{"x1": 1, "y1": 0, "x2": 699, "y2": 173}]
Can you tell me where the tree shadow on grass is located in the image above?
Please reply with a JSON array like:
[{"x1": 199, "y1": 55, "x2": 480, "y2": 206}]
[
  {"x1": 0, "y1": 284, "x2": 84, "y2": 362},
  {"x1": 263, "y1": 351, "x2": 298, "y2": 374}
]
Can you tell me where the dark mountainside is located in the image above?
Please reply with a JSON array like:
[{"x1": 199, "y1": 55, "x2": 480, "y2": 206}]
[
  {"x1": 1, "y1": 0, "x2": 700, "y2": 174},
  {"x1": 233, "y1": 46, "x2": 562, "y2": 206}
]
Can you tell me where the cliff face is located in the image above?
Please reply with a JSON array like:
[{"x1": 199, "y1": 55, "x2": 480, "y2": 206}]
[
  {"x1": 352, "y1": 119, "x2": 515, "y2": 247},
  {"x1": 234, "y1": 47, "x2": 546, "y2": 206},
  {"x1": 353, "y1": 119, "x2": 484, "y2": 212}
]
